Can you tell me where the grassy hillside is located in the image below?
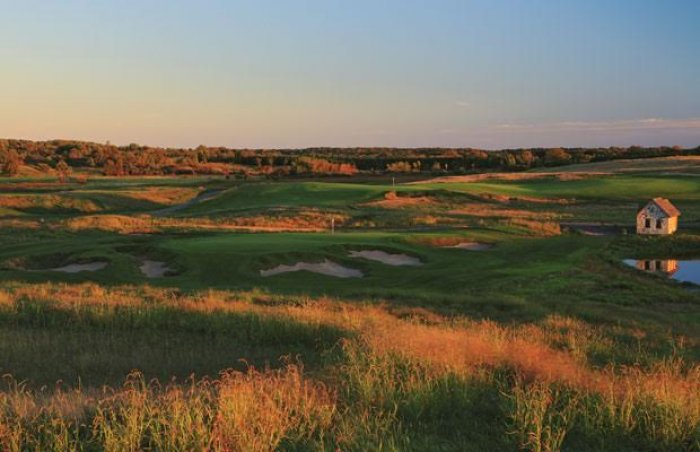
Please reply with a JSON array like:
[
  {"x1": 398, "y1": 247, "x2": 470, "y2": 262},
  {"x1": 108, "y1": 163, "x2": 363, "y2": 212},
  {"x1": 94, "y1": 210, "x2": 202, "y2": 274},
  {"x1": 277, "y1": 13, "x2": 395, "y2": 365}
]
[
  {"x1": 417, "y1": 174, "x2": 700, "y2": 200},
  {"x1": 0, "y1": 164, "x2": 698, "y2": 450},
  {"x1": 534, "y1": 155, "x2": 700, "y2": 174}
]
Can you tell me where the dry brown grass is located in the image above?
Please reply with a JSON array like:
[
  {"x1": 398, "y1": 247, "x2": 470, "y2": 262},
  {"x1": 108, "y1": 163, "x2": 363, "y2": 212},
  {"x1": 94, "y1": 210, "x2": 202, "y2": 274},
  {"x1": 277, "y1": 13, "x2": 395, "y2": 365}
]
[
  {"x1": 415, "y1": 172, "x2": 601, "y2": 184},
  {"x1": 366, "y1": 316, "x2": 698, "y2": 411},
  {"x1": 449, "y1": 203, "x2": 561, "y2": 220},
  {"x1": 0, "y1": 365, "x2": 334, "y2": 451},
  {"x1": 0, "y1": 195, "x2": 101, "y2": 213},
  {"x1": 221, "y1": 210, "x2": 349, "y2": 231},
  {"x1": 15, "y1": 164, "x2": 54, "y2": 178},
  {"x1": 0, "y1": 219, "x2": 42, "y2": 229},
  {"x1": 362, "y1": 191, "x2": 437, "y2": 209},
  {"x1": 457, "y1": 191, "x2": 572, "y2": 206},
  {"x1": 500, "y1": 218, "x2": 562, "y2": 236},
  {"x1": 61, "y1": 211, "x2": 343, "y2": 234},
  {"x1": 62, "y1": 215, "x2": 156, "y2": 233},
  {"x1": 2, "y1": 282, "x2": 697, "y2": 412},
  {"x1": 86, "y1": 186, "x2": 201, "y2": 206},
  {"x1": 510, "y1": 195, "x2": 572, "y2": 205},
  {"x1": 0, "y1": 282, "x2": 697, "y2": 449},
  {"x1": 211, "y1": 365, "x2": 335, "y2": 450}
]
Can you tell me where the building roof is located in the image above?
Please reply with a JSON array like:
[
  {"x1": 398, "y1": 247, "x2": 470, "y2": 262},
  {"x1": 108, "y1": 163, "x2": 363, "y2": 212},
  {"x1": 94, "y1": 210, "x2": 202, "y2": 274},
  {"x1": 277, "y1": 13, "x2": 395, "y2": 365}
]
[{"x1": 645, "y1": 197, "x2": 681, "y2": 217}]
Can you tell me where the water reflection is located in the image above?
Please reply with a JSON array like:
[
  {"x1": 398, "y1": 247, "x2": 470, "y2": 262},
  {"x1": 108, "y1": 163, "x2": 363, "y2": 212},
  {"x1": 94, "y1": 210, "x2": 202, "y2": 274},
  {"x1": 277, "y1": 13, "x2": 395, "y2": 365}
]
[
  {"x1": 629, "y1": 259, "x2": 678, "y2": 275},
  {"x1": 624, "y1": 259, "x2": 700, "y2": 285}
]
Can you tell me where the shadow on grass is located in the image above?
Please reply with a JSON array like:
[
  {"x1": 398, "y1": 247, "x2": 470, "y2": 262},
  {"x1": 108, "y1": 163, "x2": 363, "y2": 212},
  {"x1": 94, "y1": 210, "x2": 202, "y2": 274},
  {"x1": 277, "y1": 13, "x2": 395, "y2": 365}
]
[
  {"x1": 397, "y1": 374, "x2": 515, "y2": 451},
  {"x1": 0, "y1": 300, "x2": 348, "y2": 389}
]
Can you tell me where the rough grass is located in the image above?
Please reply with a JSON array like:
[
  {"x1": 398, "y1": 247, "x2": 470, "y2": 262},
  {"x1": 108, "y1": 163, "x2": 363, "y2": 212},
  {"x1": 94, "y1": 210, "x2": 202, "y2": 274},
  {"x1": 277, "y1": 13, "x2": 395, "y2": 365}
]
[
  {"x1": 415, "y1": 174, "x2": 700, "y2": 202},
  {"x1": 0, "y1": 169, "x2": 699, "y2": 449},
  {"x1": 0, "y1": 194, "x2": 101, "y2": 215},
  {"x1": 535, "y1": 156, "x2": 700, "y2": 175},
  {"x1": 61, "y1": 210, "x2": 344, "y2": 234},
  {"x1": 0, "y1": 283, "x2": 697, "y2": 450}
]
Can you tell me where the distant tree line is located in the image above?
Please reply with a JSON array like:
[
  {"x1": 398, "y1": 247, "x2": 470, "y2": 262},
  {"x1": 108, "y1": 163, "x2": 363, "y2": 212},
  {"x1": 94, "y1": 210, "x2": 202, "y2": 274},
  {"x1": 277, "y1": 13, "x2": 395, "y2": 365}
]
[{"x1": 0, "y1": 139, "x2": 697, "y2": 177}]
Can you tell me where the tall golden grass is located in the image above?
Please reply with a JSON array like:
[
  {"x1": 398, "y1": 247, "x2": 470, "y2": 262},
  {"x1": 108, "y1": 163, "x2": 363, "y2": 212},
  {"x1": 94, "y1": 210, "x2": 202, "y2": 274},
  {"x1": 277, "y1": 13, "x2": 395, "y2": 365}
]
[
  {"x1": 0, "y1": 195, "x2": 101, "y2": 213},
  {"x1": 0, "y1": 366, "x2": 333, "y2": 451},
  {"x1": 60, "y1": 211, "x2": 345, "y2": 234},
  {"x1": 449, "y1": 203, "x2": 562, "y2": 220},
  {"x1": 0, "y1": 282, "x2": 697, "y2": 450}
]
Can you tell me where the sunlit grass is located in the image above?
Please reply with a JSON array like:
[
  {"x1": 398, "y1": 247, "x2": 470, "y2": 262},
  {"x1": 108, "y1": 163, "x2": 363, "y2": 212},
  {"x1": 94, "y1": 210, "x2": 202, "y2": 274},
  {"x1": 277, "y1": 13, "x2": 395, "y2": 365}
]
[
  {"x1": 0, "y1": 170, "x2": 698, "y2": 449},
  {"x1": 0, "y1": 282, "x2": 697, "y2": 450}
]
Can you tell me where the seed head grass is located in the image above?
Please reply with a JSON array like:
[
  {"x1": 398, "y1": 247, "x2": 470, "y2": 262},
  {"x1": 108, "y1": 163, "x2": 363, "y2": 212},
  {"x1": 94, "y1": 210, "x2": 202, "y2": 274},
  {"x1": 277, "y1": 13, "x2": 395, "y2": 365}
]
[{"x1": 0, "y1": 282, "x2": 697, "y2": 450}]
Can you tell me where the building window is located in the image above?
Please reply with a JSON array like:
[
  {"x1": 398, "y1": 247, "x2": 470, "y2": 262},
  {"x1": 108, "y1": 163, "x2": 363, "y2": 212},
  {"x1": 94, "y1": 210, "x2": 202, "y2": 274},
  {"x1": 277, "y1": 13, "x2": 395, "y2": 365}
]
[
  {"x1": 656, "y1": 219, "x2": 663, "y2": 229},
  {"x1": 644, "y1": 260, "x2": 651, "y2": 270},
  {"x1": 645, "y1": 218, "x2": 651, "y2": 228}
]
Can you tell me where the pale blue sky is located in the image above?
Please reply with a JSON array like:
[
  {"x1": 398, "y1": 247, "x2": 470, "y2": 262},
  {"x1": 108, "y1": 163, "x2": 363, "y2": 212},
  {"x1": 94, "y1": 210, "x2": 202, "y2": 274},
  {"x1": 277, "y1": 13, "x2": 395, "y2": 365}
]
[{"x1": 1, "y1": 0, "x2": 699, "y2": 148}]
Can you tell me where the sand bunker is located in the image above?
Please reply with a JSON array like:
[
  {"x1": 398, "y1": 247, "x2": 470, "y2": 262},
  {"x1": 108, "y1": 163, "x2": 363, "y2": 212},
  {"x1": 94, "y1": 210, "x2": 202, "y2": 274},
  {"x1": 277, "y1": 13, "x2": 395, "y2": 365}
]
[
  {"x1": 260, "y1": 259, "x2": 363, "y2": 278},
  {"x1": 139, "y1": 260, "x2": 173, "y2": 278},
  {"x1": 51, "y1": 262, "x2": 108, "y2": 273},
  {"x1": 446, "y1": 242, "x2": 492, "y2": 251},
  {"x1": 349, "y1": 250, "x2": 422, "y2": 266}
]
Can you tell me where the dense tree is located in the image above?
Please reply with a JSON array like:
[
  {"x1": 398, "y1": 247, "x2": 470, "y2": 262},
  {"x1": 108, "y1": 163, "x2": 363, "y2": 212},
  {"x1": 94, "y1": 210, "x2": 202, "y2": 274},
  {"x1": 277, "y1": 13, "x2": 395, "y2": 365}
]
[
  {"x1": 544, "y1": 148, "x2": 572, "y2": 166},
  {"x1": 0, "y1": 138, "x2": 696, "y2": 178}
]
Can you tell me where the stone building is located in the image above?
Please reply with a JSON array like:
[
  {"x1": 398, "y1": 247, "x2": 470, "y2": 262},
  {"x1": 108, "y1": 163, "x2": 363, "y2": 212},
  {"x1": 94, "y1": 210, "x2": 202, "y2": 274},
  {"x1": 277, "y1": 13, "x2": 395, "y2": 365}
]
[{"x1": 636, "y1": 198, "x2": 680, "y2": 235}]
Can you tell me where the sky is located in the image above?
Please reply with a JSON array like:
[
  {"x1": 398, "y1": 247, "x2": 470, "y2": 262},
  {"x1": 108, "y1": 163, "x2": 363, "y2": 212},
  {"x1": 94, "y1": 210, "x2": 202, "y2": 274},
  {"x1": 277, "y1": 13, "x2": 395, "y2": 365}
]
[{"x1": 1, "y1": 0, "x2": 699, "y2": 149}]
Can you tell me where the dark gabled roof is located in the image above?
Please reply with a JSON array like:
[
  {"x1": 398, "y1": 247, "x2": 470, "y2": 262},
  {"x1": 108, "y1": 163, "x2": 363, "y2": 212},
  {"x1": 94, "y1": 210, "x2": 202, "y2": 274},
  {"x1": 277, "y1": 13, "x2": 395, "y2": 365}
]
[{"x1": 645, "y1": 197, "x2": 681, "y2": 217}]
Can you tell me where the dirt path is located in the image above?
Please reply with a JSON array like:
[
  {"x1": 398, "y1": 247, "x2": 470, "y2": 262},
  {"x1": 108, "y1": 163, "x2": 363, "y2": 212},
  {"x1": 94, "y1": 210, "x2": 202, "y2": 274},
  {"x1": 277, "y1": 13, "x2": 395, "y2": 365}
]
[{"x1": 560, "y1": 222, "x2": 625, "y2": 236}]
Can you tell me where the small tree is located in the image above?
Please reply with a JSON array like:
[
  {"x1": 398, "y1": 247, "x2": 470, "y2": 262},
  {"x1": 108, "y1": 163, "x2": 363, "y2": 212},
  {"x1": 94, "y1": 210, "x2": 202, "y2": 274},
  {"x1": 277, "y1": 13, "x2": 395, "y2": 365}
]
[
  {"x1": 386, "y1": 161, "x2": 412, "y2": 173},
  {"x1": 56, "y1": 160, "x2": 72, "y2": 183},
  {"x1": 544, "y1": 148, "x2": 571, "y2": 166},
  {"x1": 1, "y1": 149, "x2": 22, "y2": 177}
]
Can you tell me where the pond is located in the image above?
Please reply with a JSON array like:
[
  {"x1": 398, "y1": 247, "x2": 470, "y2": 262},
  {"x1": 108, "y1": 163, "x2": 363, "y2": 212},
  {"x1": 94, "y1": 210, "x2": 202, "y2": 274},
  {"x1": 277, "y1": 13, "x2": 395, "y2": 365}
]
[{"x1": 623, "y1": 259, "x2": 700, "y2": 285}]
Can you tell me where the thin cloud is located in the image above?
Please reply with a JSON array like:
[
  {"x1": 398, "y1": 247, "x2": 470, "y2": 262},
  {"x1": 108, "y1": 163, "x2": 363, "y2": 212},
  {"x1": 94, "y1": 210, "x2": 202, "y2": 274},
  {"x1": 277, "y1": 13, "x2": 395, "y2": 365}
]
[{"x1": 495, "y1": 118, "x2": 700, "y2": 132}]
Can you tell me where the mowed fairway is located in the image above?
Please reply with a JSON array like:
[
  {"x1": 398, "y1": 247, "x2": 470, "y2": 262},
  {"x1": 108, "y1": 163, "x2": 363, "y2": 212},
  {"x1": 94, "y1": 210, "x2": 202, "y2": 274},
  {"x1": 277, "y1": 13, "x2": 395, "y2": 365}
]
[
  {"x1": 417, "y1": 174, "x2": 700, "y2": 200},
  {"x1": 158, "y1": 232, "x2": 598, "y2": 303},
  {"x1": 173, "y1": 182, "x2": 405, "y2": 216},
  {"x1": 0, "y1": 167, "x2": 699, "y2": 450}
]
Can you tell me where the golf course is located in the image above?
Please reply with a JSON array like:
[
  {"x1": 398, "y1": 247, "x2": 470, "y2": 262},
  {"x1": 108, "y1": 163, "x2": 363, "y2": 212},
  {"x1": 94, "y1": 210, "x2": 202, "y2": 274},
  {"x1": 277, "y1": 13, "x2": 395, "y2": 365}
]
[
  {"x1": 4, "y1": 0, "x2": 699, "y2": 447},
  {"x1": 0, "y1": 158, "x2": 699, "y2": 450}
]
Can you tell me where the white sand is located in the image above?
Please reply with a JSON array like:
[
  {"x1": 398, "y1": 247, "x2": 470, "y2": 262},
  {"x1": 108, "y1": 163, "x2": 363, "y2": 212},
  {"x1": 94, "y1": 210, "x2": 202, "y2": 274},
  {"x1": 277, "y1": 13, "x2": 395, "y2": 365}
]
[
  {"x1": 446, "y1": 242, "x2": 492, "y2": 251},
  {"x1": 51, "y1": 262, "x2": 108, "y2": 273},
  {"x1": 260, "y1": 259, "x2": 363, "y2": 278},
  {"x1": 349, "y1": 250, "x2": 422, "y2": 266},
  {"x1": 139, "y1": 260, "x2": 172, "y2": 278}
]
